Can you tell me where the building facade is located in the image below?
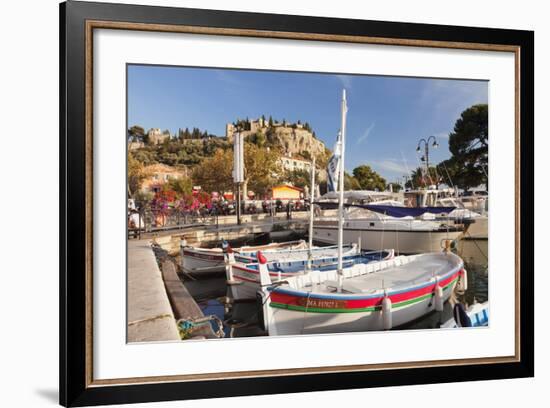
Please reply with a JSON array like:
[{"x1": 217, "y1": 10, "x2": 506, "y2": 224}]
[
  {"x1": 271, "y1": 184, "x2": 304, "y2": 200},
  {"x1": 140, "y1": 164, "x2": 187, "y2": 193},
  {"x1": 147, "y1": 128, "x2": 171, "y2": 145}
]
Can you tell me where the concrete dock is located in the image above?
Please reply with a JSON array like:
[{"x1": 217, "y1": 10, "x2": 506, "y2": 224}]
[{"x1": 127, "y1": 240, "x2": 180, "y2": 342}]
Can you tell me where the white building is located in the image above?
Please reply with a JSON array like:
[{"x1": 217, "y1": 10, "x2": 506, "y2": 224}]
[{"x1": 279, "y1": 153, "x2": 312, "y2": 173}]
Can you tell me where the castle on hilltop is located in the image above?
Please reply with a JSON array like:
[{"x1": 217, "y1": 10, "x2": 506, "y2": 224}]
[
  {"x1": 225, "y1": 117, "x2": 307, "y2": 142},
  {"x1": 225, "y1": 117, "x2": 327, "y2": 163}
]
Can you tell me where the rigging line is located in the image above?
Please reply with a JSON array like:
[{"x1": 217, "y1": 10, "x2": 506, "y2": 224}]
[
  {"x1": 465, "y1": 231, "x2": 488, "y2": 261},
  {"x1": 440, "y1": 161, "x2": 455, "y2": 190},
  {"x1": 434, "y1": 164, "x2": 442, "y2": 186},
  {"x1": 231, "y1": 288, "x2": 276, "y2": 335},
  {"x1": 400, "y1": 150, "x2": 415, "y2": 190},
  {"x1": 481, "y1": 164, "x2": 489, "y2": 181}
]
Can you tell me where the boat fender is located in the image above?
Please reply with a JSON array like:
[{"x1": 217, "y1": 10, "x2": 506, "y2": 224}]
[
  {"x1": 453, "y1": 303, "x2": 472, "y2": 327},
  {"x1": 434, "y1": 282, "x2": 444, "y2": 312},
  {"x1": 457, "y1": 268, "x2": 468, "y2": 292},
  {"x1": 382, "y1": 295, "x2": 392, "y2": 330}
]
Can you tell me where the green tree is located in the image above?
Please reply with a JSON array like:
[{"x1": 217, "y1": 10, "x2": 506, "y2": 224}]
[
  {"x1": 344, "y1": 172, "x2": 361, "y2": 190},
  {"x1": 167, "y1": 176, "x2": 193, "y2": 195},
  {"x1": 244, "y1": 143, "x2": 281, "y2": 196},
  {"x1": 250, "y1": 130, "x2": 266, "y2": 147},
  {"x1": 352, "y1": 165, "x2": 386, "y2": 191},
  {"x1": 192, "y1": 127, "x2": 201, "y2": 139},
  {"x1": 127, "y1": 152, "x2": 150, "y2": 196},
  {"x1": 388, "y1": 182, "x2": 402, "y2": 192},
  {"x1": 406, "y1": 166, "x2": 441, "y2": 189},
  {"x1": 182, "y1": 127, "x2": 191, "y2": 140},
  {"x1": 192, "y1": 149, "x2": 233, "y2": 193},
  {"x1": 446, "y1": 104, "x2": 488, "y2": 189},
  {"x1": 268, "y1": 116, "x2": 274, "y2": 126},
  {"x1": 128, "y1": 125, "x2": 145, "y2": 142},
  {"x1": 282, "y1": 168, "x2": 311, "y2": 189}
]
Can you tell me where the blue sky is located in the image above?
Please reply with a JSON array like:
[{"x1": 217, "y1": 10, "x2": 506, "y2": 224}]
[{"x1": 128, "y1": 65, "x2": 487, "y2": 182}]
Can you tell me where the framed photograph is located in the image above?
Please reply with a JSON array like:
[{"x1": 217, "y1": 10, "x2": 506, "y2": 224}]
[{"x1": 60, "y1": 0, "x2": 534, "y2": 406}]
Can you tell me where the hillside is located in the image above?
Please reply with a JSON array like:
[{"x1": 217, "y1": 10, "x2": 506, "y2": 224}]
[
  {"x1": 227, "y1": 118, "x2": 329, "y2": 164},
  {"x1": 129, "y1": 118, "x2": 331, "y2": 168}
]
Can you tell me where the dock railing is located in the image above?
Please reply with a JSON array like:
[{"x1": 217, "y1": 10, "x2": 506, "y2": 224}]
[{"x1": 128, "y1": 206, "x2": 309, "y2": 238}]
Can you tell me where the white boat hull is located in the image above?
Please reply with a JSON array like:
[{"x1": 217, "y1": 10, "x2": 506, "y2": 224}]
[
  {"x1": 181, "y1": 249, "x2": 225, "y2": 274},
  {"x1": 268, "y1": 282, "x2": 456, "y2": 335},
  {"x1": 313, "y1": 225, "x2": 462, "y2": 254},
  {"x1": 181, "y1": 240, "x2": 308, "y2": 274},
  {"x1": 463, "y1": 216, "x2": 488, "y2": 239}
]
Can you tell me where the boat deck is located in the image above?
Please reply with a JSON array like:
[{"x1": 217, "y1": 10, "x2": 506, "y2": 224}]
[
  {"x1": 279, "y1": 253, "x2": 462, "y2": 296},
  {"x1": 334, "y1": 254, "x2": 459, "y2": 294}
]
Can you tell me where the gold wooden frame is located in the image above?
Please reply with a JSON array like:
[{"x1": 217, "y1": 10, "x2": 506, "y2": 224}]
[{"x1": 84, "y1": 20, "x2": 521, "y2": 388}]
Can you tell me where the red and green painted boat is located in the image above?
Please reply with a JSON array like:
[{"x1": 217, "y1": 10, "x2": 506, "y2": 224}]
[{"x1": 256, "y1": 251, "x2": 467, "y2": 335}]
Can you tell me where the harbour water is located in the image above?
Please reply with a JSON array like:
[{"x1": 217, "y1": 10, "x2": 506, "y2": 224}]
[{"x1": 176, "y1": 233, "x2": 489, "y2": 337}]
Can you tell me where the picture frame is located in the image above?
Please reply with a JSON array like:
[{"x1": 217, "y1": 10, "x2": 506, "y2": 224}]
[{"x1": 60, "y1": 0, "x2": 534, "y2": 406}]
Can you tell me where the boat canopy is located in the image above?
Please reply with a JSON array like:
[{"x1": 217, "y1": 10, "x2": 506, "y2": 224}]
[
  {"x1": 320, "y1": 190, "x2": 397, "y2": 202},
  {"x1": 314, "y1": 201, "x2": 455, "y2": 217},
  {"x1": 364, "y1": 204, "x2": 456, "y2": 218}
]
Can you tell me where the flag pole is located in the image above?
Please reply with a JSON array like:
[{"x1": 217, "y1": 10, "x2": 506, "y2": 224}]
[
  {"x1": 337, "y1": 89, "x2": 347, "y2": 292},
  {"x1": 306, "y1": 156, "x2": 316, "y2": 272}
]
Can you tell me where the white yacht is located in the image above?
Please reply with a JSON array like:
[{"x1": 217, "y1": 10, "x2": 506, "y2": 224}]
[
  {"x1": 404, "y1": 188, "x2": 488, "y2": 239},
  {"x1": 313, "y1": 191, "x2": 464, "y2": 254}
]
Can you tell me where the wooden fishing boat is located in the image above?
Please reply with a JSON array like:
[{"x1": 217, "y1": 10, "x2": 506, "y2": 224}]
[
  {"x1": 257, "y1": 251, "x2": 467, "y2": 335},
  {"x1": 256, "y1": 90, "x2": 467, "y2": 336},
  {"x1": 227, "y1": 249, "x2": 393, "y2": 300},
  {"x1": 180, "y1": 240, "x2": 307, "y2": 274}
]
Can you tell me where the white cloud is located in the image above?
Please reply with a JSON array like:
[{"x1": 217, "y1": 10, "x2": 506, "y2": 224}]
[
  {"x1": 419, "y1": 79, "x2": 488, "y2": 121},
  {"x1": 356, "y1": 122, "x2": 375, "y2": 145},
  {"x1": 433, "y1": 131, "x2": 450, "y2": 139},
  {"x1": 371, "y1": 159, "x2": 410, "y2": 175}
]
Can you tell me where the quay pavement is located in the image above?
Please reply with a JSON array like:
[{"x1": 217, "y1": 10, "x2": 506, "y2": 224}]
[{"x1": 127, "y1": 240, "x2": 180, "y2": 342}]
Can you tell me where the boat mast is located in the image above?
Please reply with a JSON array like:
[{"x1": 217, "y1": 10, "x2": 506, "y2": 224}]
[
  {"x1": 337, "y1": 89, "x2": 348, "y2": 292},
  {"x1": 307, "y1": 156, "x2": 316, "y2": 272}
]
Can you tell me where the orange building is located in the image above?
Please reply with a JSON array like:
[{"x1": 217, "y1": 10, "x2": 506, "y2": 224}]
[{"x1": 271, "y1": 184, "x2": 303, "y2": 200}]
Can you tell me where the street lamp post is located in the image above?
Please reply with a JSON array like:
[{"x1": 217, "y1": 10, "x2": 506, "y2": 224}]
[
  {"x1": 233, "y1": 125, "x2": 244, "y2": 226},
  {"x1": 416, "y1": 136, "x2": 439, "y2": 185}
]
